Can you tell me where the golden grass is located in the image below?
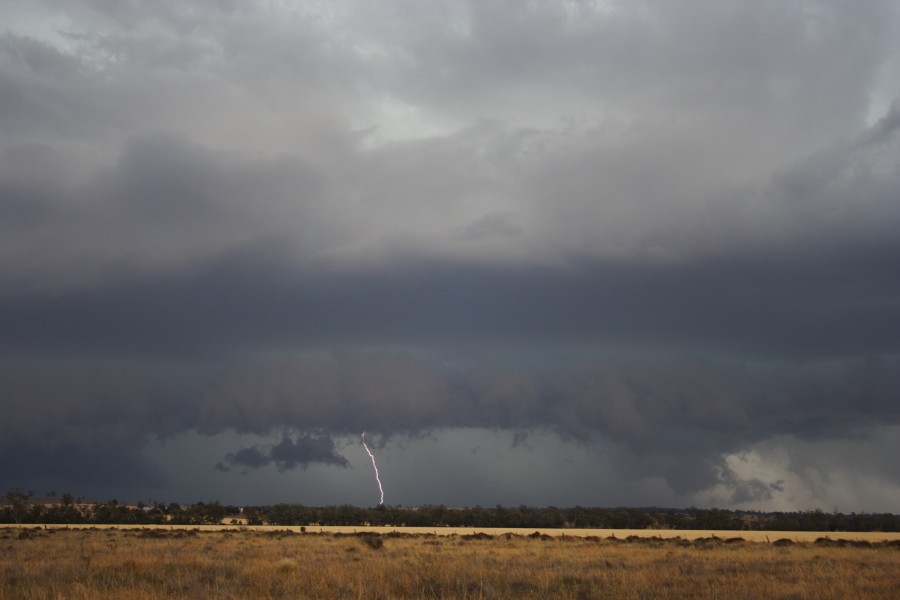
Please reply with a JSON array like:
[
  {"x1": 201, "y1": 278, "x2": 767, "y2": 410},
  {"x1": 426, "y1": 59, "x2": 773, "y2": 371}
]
[
  {"x1": 5, "y1": 523, "x2": 900, "y2": 543},
  {"x1": 1, "y1": 527, "x2": 898, "y2": 599},
  {"x1": 273, "y1": 526, "x2": 900, "y2": 543}
]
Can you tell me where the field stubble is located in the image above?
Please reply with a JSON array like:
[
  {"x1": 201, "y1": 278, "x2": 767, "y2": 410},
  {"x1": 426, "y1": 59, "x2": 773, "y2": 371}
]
[{"x1": 1, "y1": 527, "x2": 898, "y2": 599}]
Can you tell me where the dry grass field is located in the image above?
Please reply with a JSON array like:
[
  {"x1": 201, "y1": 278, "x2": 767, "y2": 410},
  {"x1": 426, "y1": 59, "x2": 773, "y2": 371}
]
[
  {"x1": 1, "y1": 527, "x2": 898, "y2": 599},
  {"x1": 8, "y1": 523, "x2": 900, "y2": 543}
]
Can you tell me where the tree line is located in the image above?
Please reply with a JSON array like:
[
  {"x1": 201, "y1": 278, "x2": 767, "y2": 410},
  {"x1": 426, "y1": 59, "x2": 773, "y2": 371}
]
[
  {"x1": 255, "y1": 504, "x2": 900, "y2": 532},
  {"x1": 0, "y1": 489, "x2": 232, "y2": 526},
  {"x1": 3, "y1": 489, "x2": 898, "y2": 531}
]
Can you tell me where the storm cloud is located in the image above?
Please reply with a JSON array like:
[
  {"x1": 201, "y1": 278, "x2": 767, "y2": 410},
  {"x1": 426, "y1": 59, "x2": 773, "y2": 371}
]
[
  {"x1": 217, "y1": 433, "x2": 350, "y2": 472},
  {"x1": 1, "y1": 0, "x2": 899, "y2": 510}
]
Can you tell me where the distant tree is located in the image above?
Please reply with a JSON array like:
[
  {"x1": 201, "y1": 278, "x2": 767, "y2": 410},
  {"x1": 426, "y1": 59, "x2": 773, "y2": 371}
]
[
  {"x1": 243, "y1": 507, "x2": 264, "y2": 526},
  {"x1": 202, "y1": 501, "x2": 228, "y2": 524},
  {"x1": 54, "y1": 493, "x2": 81, "y2": 523},
  {"x1": 537, "y1": 507, "x2": 564, "y2": 528},
  {"x1": 4, "y1": 489, "x2": 32, "y2": 524}
]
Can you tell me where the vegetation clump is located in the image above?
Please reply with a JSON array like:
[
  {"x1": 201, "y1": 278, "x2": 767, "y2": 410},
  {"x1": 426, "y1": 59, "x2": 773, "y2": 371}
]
[{"x1": 359, "y1": 533, "x2": 384, "y2": 550}]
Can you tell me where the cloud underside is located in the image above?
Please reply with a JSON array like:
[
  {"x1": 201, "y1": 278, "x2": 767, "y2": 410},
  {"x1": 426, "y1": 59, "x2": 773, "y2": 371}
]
[
  {"x1": 2, "y1": 352, "x2": 898, "y2": 504},
  {"x1": 217, "y1": 434, "x2": 349, "y2": 472}
]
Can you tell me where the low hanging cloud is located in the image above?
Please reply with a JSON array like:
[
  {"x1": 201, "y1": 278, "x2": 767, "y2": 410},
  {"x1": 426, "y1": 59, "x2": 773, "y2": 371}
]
[
  {"x1": 217, "y1": 433, "x2": 349, "y2": 473},
  {"x1": 192, "y1": 351, "x2": 900, "y2": 500},
  {"x1": 0, "y1": 339, "x2": 897, "y2": 505}
]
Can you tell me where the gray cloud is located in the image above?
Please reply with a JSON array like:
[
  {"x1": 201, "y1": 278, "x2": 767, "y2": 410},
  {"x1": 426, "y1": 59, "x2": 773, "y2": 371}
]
[
  {"x1": 217, "y1": 433, "x2": 349, "y2": 473},
  {"x1": 0, "y1": 344, "x2": 897, "y2": 505},
  {"x1": 192, "y1": 351, "x2": 898, "y2": 498},
  {"x1": 459, "y1": 212, "x2": 522, "y2": 241},
  {"x1": 0, "y1": 133, "x2": 325, "y2": 291},
  {"x1": 3, "y1": 233, "x2": 898, "y2": 360},
  {"x1": 0, "y1": 359, "x2": 193, "y2": 493},
  {"x1": 1, "y1": 0, "x2": 899, "y2": 509}
]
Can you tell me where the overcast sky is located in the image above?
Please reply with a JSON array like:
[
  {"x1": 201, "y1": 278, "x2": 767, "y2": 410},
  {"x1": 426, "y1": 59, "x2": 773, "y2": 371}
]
[{"x1": 2, "y1": 0, "x2": 899, "y2": 512}]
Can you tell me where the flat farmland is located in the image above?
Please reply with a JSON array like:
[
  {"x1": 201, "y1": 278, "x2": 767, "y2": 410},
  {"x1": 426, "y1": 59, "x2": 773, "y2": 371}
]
[{"x1": 1, "y1": 526, "x2": 898, "y2": 599}]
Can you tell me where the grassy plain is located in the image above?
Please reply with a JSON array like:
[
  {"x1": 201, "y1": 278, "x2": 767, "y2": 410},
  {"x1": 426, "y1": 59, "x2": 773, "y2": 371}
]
[
  {"x1": 7, "y1": 523, "x2": 900, "y2": 543},
  {"x1": 1, "y1": 527, "x2": 898, "y2": 599}
]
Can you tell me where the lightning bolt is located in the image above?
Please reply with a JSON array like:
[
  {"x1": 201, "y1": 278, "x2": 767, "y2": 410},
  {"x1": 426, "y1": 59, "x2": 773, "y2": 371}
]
[{"x1": 361, "y1": 431, "x2": 384, "y2": 505}]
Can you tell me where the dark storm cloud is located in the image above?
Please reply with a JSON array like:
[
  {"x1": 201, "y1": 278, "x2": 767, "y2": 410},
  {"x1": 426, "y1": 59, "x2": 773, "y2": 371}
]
[
  {"x1": 0, "y1": 115, "x2": 897, "y2": 498},
  {"x1": 217, "y1": 433, "x2": 349, "y2": 473},
  {"x1": 196, "y1": 350, "x2": 896, "y2": 500},
  {"x1": 0, "y1": 359, "x2": 197, "y2": 492},
  {"x1": 200, "y1": 351, "x2": 897, "y2": 436},
  {"x1": 218, "y1": 446, "x2": 270, "y2": 470},
  {"x1": 0, "y1": 132, "x2": 325, "y2": 293},
  {"x1": 3, "y1": 346, "x2": 895, "y2": 498},
  {"x1": 3, "y1": 237, "x2": 899, "y2": 358},
  {"x1": 747, "y1": 357, "x2": 900, "y2": 441},
  {"x1": 0, "y1": 437, "x2": 165, "y2": 492},
  {"x1": 2, "y1": 0, "x2": 900, "y2": 508},
  {"x1": 718, "y1": 468, "x2": 784, "y2": 506}
]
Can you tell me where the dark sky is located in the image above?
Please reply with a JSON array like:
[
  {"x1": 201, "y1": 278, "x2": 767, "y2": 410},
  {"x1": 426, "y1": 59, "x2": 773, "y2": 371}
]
[{"x1": 2, "y1": 0, "x2": 899, "y2": 511}]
